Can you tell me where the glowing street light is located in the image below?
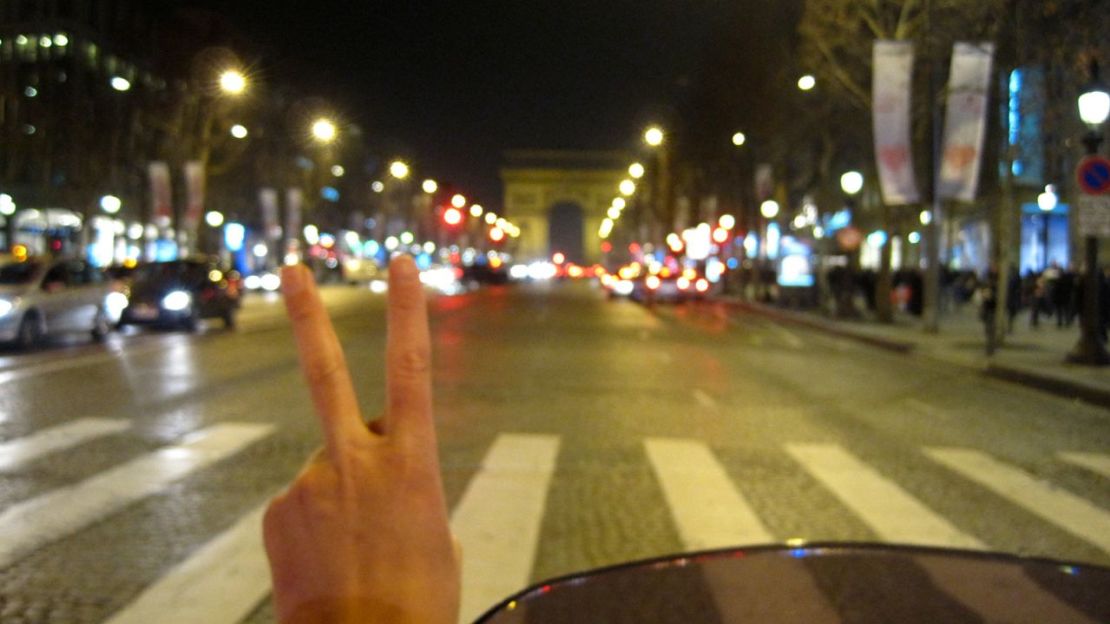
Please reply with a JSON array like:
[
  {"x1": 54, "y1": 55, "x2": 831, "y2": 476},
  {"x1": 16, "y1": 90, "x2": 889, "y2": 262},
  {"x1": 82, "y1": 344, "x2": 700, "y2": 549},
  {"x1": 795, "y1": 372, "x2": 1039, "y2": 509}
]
[
  {"x1": 110, "y1": 76, "x2": 131, "y2": 92},
  {"x1": 731, "y1": 132, "x2": 747, "y2": 146},
  {"x1": 629, "y1": 163, "x2": 645, "y2": 179},
  {"x1": 311, "y1": 118, "x2": 337, "y2": 143},
  {"x1": 230, "y1": 124, "x2": 248, "y2": 139},
  {"x1": 99, "y1": 195, "x2": 122, "y2": 214},
  {"x1": 760, "y1": 200, "x2": 780, "y2": 219},
  {"x1": 451, "y1": 194, "x2": 467, "y2": 209},
  {"x1": 371, "y1": 181, "x2": 385, "y2": 193},
  {"x1": 205, "y1": 211, "x2": 225, "y2": 227},
  {"x1": 644, "y1": 125, "x2": 665, "y2": 147},
  {"x1": 331, "y1": 165, "x2": 345, "y2": 177},
  {"x1": 840, "y1": 170, "x2": 864, "y2": 196},
  {"x1": 484, "y1": 212, "x2": 497, "y2": 225},
  {"x1": 422, "y1": 179, "x2": 438, "y2": 194},
  {"x1": 389, "y1": 160, "x2": 410, "y2": 179},
  {"x1": 470, "y1": 204, "x2": 484, "y2": 217},
  {"x1": 718, "y1": 214, "x2": 736, "y2": 230},
  {"x1": 619, "y1": 179, "x2": 636, "y2": 196},
  {"x1": 218, "y1": 70, "x2": 247, "y2": 95},
  {"x1": 612, "y1": 197, "x2": 626, "y2": 210},
  {"x1": 0, "y1": 194, "x2": 15, "y2": 216},
  {"x1": 797, "y1": 74, "x2": 816, "y2": 91}
]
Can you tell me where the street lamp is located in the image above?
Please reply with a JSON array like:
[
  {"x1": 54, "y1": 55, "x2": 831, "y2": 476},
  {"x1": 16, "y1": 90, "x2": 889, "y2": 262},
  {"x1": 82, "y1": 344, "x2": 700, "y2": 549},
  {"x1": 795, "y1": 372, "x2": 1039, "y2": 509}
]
[
  {"x1": 99, "y1": 195, "x2": 122, "y2": 214},
  {"x1": 451, "y1": 194, "x2": 467, "y2": 209},
  {"x1": 311, "y1": 118, "x2": 337, "y2": 144},
  {"x1": 218, "y1": 70, "x2": 247, "y2": 95},
  {"x1": 389, "y1": 160, "x2": 410, "y2": 180},
  {"x1": 619, "y1": 179, "x2": 636, "y2": 196},
  {"x1": 760, "y1": 200, "x2": 780, "y2": 219},
  {"x1": 629, "y1": 163, "x2": 645, "y2": 179},
  {"x1": 797, "y1": 74, "x2": 816, "y2": 91},
  {"x1": 731, "y1": 132, "x2": 747, "y2": 147},
  {"x1": 230, "y1": 124, "x2": 248, "y2": 139},
  {"x1": 110, "y1": 76, "x2": 131, "y2": 92},
  {"x1": 205, "y1": 211, "x2": 225, "y2": 227},
  {"x1": 644, "y1": 126, "x2": 665, "y2": 147},
  {"x1": 1068, "y1": 60, "x2": 1110, "y2": 365},
  {"x1": 422, "y1": 179, "x2": 438, "y2": 194},
  {"x1": 470, "y1": 204, "x2": 484, "y2": 218},
  {"x1": 840, "y1": 171, "x2": 864, "y2": 196}
]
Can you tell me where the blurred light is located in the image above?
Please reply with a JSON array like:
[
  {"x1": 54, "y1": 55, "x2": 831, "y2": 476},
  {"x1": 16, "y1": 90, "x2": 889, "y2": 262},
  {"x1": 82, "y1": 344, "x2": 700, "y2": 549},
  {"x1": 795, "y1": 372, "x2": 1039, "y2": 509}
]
[
  {"x1": 607, "y1": 206, "x2": 621, "y2": 219},
  {"x1": 260, "y1": 273, "x2": 281, "y2": 292},
  {"x1": 389, "y1": 160, "x2": 410, "y2": 179},
  {"x1": 470, "y1": 204, "x2": 484, "y2": 217},
  {"x1": 489, "y1": 227, "x2": 505, "y2": 242},
  {"x1": 423, "y1": 241, "x2": 436, "y2": 254},
  {"x1": 40, "y1": 36, "x2": 52, "y2": 48},
  {"x1": 110, "y1": 76, "x2": 131, "y2": 91},
  {"x1": 552, "y1": 252, "x2": 566, "y2": 264},
  {"x1": 814, "y1": 225, "x2": 825, "y2": 239},
  {"x1": 331, "y1": 165, "x2": 345, "y2": 177},
  {"x1": 0, "y1": 194, "x2": 14, "y2": 216},
  {"x1": 793, "y1": 214, "x2": 807, "y2": 229},
  {"x1": 321, "y1": 186, "x2": 340, "y2": 202},
  {"x1": 666, "y1": 233, "x2": 683, "y2": 253},
  {"x1": 919, "y1": 210, "x2": 932, "y2": 225},
  {"x1": 1037, "y1": 185, "x2": 1058, "y2": 212},
  {"x1": 344, "y1": 231, "x2": 360, "y2": 248},
  {"x1": 867, "y1": 230, "x2": 888, "y2": 248},
  {"x1": 128, "y1": 222, "x2": 144, "y2": 240},
  {"x1": 24, "y1": 86, "x2": 38, "y2": 98},
  {"x1": 726, "y1": 257, "x2": 739, "y2": 269},
  {"x1": 303, "y1": 224, "x2": 320, "y2": 245},
  {"x1": 766, "y1": 223, "x2": 781, "y2": 259},
  {"x1": 253, "y1": 243, "x2": 268, "y2": 258},
  {"x1": 218, "y1": 70, "x2": 247, "y2": 95},
  {"x1": 718, "y1": 214, "x2": 736, "y2": 230},
  {"x1": 646, "y1": 275, "x2": 661, "y2": 290},
  {"x1": 840, "y1": 171, "x2": 864, "y2": 195},
  {"x1": 208, "y1": 269, "x2": 224, "y2": 282},
  {"x1": 695, "y1": 278, "x2": 710, "y2": 292},
  {"x1": 443, "y1": 207, "x2": 463, "y2": 225},
  {"x1": 422, "y1": 179, "x2": 438, "y2": 194},
  {"x1": 105, "y1": 292, "x2": 128, "y2": 319},
  {"x1": 1078, "y1": 86, "x2": 1110, "y2": 126},
  {"x1": 797, "y1": 74, "x2": 816, "y2": 91},
  {"x1": 400, "y1": 231, "x2": 415, "y2": 245},
  {"x1": 162, "y1": 290, "x2": 192, "y2": 311},
  {"x1": 619, "y1": 179, "x2": 636, "y2": 196},
  {"x1": 99, "y1": 195, "x2": 122, "y2": 214},
  {"x1": 451, "y1": 194, "x2": 467, "y2": 208},
  {"x1": 363, "y1": 240, "x2": 380, "y2": 256},
  {"x1": 319, "y1": 233, "x2": 336, "y2": 248},
  {"x1": 385, "y1": 236, "x2": 399, "y2": 251},
  {"x1": 205, "y1": 211, "x2": 224, "y2": 227},
  {"x1": 311, "y1": 118, "x2": 337, "y2": 143},
  {"x1": 54, "y1": 33, "x2": 69, "y2": 47},
  {"x1": 598, "y1": 219, "x2": 613, "y2": 239},
  {"x1": 644, "y1": 126, "x2": 665, "y2": 147},
  {"x1": 230, "y1": 124, "x2": 248, "y2": 139},
  {"x1": 677, "y1": 276, "x2": 691, "y2": 290},
  {"x1": 284, "y1": 253, "x2": 300, "y2": 266},
  {"x1": 600, "y1": 241, "x2": 613, "y2": 253},
  {"x1": 612, "y1": 197, "x2": 626, "y2": 210},
  {"x1": 484, "y1": 212, "x2": 497, "y2": 225},
  {"x1": 613, "y1": 280, "x2": 634, "y2": 296},
  {"x1": 731, "y1": 132, "x2": 746, "y2": 146},
  {"x1": 629, "y1": 163, "x2": 645, "y2": 178},
  {"x1": 712, "y1": 227, "x2": 729, "y2": 244},
  {"x1": 371, "y1": 181, "x2": 385, "y2": 193},
  {"x1": 510, "y1": 264, "x2": 529, "y2": 280},
  {"x1": 908, "y1": 231, "x2": 922, "y2": 244},
  {"x1": 760, "y1": 200, "x2": 780, "y2": 219},
  {"x1": 244, "y1": 275, "x2": 262, "y2": 290},
  {"x1": 370, "y1": 280, "x2": 388, "y2": 294}
]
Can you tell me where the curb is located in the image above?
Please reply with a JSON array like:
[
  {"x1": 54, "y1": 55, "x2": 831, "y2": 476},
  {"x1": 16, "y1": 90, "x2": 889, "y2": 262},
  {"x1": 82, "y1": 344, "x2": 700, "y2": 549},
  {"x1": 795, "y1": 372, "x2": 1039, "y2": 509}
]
[{"x1": 716, "y1": 297, "x2": 1110, "y2": 409}]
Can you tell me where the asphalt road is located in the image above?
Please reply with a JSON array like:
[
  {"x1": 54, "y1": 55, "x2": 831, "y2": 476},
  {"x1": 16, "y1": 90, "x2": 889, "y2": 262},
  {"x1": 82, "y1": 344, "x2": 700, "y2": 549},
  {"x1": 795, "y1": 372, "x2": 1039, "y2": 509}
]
[{"x1": 0, "y1": 280, "x2": 1107, "y2": 623}]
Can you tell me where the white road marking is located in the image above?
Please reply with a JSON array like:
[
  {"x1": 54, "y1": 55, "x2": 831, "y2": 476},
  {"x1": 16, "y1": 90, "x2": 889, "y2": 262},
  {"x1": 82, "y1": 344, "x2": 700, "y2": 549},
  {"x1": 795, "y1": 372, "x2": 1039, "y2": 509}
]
[
  {"x1": 1058, "y1": 452, "x2": 1110, "y2": 480},
  {"x1": 0, "y1": 418, "x2": 130, "y2": 471},
  {"x1": 104, "y1": 502, "x2": 273, "y2": 624},
  {"x1": 786, "y1": 443, "x2": 983, "y2": 549},
  {"x1": 692, "y1": 389, "x2": 718, "y2": 411},
  {"x1": 0, "y1": 422, "x2": 273, "y2": 568},
  {"x1": 766, "y1": 322, "x2": 804, "y2": 349},
  {"x1": 0, "y1": 339, "x2": 175, "y2": 386},
  {"x1": 645, "y1": 437, "x2": 773, "y2": 549},
  {"x1": 451, "y1": 434, "x2": 560, "y2": 623},
  {"x1": 904, "y1": 398, "x2": 950, "y2": 420},
  {"x1": 926, "y1": 447, "x2": 1110, "y2": 555}
]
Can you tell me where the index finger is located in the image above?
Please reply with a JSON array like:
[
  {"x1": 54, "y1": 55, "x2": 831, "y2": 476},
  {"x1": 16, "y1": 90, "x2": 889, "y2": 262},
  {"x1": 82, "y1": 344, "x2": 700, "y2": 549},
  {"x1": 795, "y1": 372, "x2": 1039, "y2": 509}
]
[
  {"x1": 384, "y1": 255, "x2": 435, "y2": 445},
  {"x1": 282, "y1": 264, "x2": 368, "y2": 459}
]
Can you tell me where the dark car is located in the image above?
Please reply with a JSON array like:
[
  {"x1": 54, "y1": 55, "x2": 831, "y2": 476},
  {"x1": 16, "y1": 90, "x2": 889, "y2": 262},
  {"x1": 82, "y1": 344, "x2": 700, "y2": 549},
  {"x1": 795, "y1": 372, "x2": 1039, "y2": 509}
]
[{"x1": 119, "y1": 258, "x2": 241, "y2": 331}]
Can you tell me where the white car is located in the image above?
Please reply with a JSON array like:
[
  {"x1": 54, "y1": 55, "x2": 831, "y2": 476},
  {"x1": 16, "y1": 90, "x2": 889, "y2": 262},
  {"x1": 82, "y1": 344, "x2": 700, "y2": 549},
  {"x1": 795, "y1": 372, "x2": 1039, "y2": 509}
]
[{"x1": 0, "y1": 258, "x2": 125, "y2": 348}]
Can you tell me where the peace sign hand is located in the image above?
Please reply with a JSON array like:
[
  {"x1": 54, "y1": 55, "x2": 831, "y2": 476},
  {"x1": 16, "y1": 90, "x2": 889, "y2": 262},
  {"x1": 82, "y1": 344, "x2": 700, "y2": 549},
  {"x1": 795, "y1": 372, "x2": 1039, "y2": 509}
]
[{"x1": 263, "y1": 256, "x2": 461, "y2": 624}]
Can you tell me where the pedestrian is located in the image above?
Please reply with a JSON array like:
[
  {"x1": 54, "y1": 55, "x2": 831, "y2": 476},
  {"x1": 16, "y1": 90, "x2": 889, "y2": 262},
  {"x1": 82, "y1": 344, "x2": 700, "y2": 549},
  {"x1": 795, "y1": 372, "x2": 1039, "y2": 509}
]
[
  {"x1": 978, "y1": 282, "x2": 998, "y2": 356},
  {"x1": 1030, "y1": 273, "x2": 1049, "y2": 328},
  {"x1": 1052, "y1": 264, "x2": 1075, "y2": 328}
]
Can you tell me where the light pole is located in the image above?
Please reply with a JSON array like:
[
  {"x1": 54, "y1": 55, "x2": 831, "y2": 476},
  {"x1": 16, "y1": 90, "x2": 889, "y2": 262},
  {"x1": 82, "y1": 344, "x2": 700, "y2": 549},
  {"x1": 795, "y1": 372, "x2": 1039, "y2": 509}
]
[
  {"x1": 836, "y1": 171, "x2": 864, "y2": 318},
  {"x1": 1067, "y1": 60, "x2": 1110, "y2": 365},
  {"x1": 644, "y1": 125, "x2": 668, "y2": 244}
]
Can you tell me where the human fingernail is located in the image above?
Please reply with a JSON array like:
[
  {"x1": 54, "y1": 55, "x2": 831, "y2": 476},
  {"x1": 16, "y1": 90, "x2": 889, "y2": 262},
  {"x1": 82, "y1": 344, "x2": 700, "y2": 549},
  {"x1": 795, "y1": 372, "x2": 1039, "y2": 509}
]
[{"x1": 281, "y1": 265, "x2": 305, "y2": 296}]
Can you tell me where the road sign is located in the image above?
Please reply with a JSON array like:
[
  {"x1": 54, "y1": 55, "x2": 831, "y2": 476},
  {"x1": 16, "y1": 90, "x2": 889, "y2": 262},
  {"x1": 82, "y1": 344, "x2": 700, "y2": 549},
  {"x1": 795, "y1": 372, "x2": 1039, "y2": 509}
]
[
  {"x1": 1076, "y1": 155, "x2": 1110, "y2": 195},
  {"x1": 1077, "y1": 195, "x2": 1110, "y2": 237}
]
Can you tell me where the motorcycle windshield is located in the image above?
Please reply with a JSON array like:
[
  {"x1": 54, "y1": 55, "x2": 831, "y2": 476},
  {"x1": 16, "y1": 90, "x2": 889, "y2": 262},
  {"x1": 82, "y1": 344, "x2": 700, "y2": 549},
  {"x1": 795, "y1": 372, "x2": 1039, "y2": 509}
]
[{"x1": 475, "y1": 543, "x2": 1110, "y2": 624}]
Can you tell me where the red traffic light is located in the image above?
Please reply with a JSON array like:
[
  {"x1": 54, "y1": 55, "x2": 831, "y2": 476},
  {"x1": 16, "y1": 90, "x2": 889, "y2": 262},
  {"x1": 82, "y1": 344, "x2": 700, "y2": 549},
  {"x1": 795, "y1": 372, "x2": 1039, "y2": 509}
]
[{"x1": 443, "y1": 207, "x2": 463, "y2": 226}]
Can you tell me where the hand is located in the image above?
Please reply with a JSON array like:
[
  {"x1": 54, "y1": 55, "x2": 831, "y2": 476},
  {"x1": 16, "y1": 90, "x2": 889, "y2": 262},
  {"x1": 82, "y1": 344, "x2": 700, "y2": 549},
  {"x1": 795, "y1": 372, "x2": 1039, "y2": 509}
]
[{"x1": 263, "y1": 257, "x2": 461, "y2": 624}]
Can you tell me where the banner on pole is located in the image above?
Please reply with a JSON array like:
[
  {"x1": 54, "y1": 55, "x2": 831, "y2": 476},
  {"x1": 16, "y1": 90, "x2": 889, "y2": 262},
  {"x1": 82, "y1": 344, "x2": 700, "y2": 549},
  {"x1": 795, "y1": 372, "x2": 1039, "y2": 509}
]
[
  {"x1": 148, "y1": 162, "x2": 173, "y2": 227},
  {"x1": 259, "y1": 188, "x2": 279, "y2": 243},
  {"x1": 872, "y1": 41, "x2": 920, "y2": 205},
  {"x1": 754, "y1": 164, "x2": 774, "y2": 201},
  {"x1": 938, "y1": 42, "x2": 995, "y2": 202},
  {"x1": 286, "y1": 188, "x2": 303, "y2": 243},
  {"x1": 182, "y1": 161, "x2": 206, "y2": 234}
]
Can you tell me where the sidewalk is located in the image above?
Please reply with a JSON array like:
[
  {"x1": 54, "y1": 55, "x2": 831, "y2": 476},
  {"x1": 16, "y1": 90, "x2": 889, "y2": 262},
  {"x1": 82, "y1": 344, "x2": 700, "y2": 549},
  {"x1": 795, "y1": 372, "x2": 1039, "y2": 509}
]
[{"x1": 722, "y1": 297, "x2": 1110, "y2": 409}]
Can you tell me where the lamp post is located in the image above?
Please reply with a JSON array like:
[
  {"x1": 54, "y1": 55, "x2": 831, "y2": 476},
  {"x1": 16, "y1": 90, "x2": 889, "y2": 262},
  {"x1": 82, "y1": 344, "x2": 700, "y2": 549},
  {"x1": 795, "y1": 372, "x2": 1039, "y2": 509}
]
[
  {"x1": 1067, "y1": 60, "x2": 1110, "y2": 365},
  {"x1": 644, "y1": 125, "x2": 669, "y2": 244},
  {"x1": 835, "y1": 171, "x2": 864, "y2": 318}
]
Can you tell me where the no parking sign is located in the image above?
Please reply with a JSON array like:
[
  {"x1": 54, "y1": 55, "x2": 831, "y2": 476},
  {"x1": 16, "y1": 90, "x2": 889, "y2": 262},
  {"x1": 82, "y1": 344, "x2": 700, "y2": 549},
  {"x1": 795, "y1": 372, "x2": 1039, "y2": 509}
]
[
  {"x1": 1077, "y1": 156, "x2": 1110, "y2": 237},
  {"x1": 1077, "y1": 155, "x2": 1110, "y2": 195}
]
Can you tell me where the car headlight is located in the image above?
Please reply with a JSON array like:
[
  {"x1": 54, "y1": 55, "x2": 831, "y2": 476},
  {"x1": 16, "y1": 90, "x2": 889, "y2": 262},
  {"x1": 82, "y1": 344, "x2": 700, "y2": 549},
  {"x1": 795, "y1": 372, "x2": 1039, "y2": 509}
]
[
  {"x1": 105, "y1": 292, "x2": 129, "y2": 317},
  {"x1": 0, "y1": 298, "x2": 14, "y2": 317},
  {"x1": 161, "y1": 290, "x2": 192, "y2": 311}
]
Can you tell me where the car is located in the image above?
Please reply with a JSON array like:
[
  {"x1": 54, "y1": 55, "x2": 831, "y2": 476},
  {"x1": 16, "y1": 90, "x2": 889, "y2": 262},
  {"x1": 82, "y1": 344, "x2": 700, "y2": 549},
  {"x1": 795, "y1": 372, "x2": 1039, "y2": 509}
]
[
  {"x1": 118, "y1": 258, "x2": 241, "y2": 331},
  {"x1": 0, "y1": 257, "x2": 124, "y2": 348}
]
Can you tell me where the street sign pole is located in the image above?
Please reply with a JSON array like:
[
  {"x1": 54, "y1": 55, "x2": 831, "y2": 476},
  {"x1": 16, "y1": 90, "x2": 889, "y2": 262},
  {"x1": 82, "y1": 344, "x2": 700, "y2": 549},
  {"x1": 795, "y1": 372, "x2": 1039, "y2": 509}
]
[{"x1": 1067, "y1": 155, "x2": 1110, "y2": 365}]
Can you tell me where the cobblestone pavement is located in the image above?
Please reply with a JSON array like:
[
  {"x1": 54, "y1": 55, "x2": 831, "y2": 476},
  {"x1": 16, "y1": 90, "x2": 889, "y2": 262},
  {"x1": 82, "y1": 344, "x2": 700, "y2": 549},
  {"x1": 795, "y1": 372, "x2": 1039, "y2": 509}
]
[{"x1": 0, "y1": 281, "x2": 1107, "y2": 622}]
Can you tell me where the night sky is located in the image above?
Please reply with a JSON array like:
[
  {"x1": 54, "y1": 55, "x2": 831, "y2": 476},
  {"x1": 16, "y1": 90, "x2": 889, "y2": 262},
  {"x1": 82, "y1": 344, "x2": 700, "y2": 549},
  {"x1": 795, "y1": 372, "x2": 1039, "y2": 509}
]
[{"x1": 172, "y1": 1, "x2": 800, "y2": 209}]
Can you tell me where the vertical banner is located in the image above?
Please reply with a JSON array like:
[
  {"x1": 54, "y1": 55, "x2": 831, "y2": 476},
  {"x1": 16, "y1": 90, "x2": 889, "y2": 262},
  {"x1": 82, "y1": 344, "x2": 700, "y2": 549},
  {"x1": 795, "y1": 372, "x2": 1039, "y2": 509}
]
[
  {"x1": 259, "y1": 188, "x2": 279, "y2": 245},
  {"x1": 148, "y1": 162, "x2": 173, "y2": 226},
  {"x1": 872, "y1": 41, "x2": 920, "y2": 205},
  {"x1": 182, "y1": 161, "x2": 206, "y2": 234},
  {"x1": 754, "y1": 164, "x2": 774, "y2": 201},
  {"x1": 938, "y1": 42, "x2": 995, "y2": 202},
  {"x1": 285, "y1": 188, "x2": 303, "y2": 242}
]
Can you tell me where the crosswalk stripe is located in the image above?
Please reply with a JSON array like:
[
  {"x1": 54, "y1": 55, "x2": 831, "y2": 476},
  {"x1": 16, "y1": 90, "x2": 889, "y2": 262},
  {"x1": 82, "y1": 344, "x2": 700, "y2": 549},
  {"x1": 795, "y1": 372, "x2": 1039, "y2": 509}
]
[
  {"x1": 1058, "y1": 452, "x2": 1110, "y2": 479},
  {"x1": 787, "y1": 443, "x2": 983, "y2": 549},
  {"x1": 104, "y1": 502, "x2": 272, "y2": 624},
  {"x1": 645, "y1": 437, "x2": 773, "y2": 549},
  {"x1": 0, "y1": 418, "x2": 130, "y2": 471},
  {"x1": 925, "y1": 447, "x2": 1110, "y2": 555},
  {"x1": 0, "y1": 422, "x2": 273, "y2": 569},
  {"x1": 450, "y1": 433, "x2": 560, "y2": 623}
]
